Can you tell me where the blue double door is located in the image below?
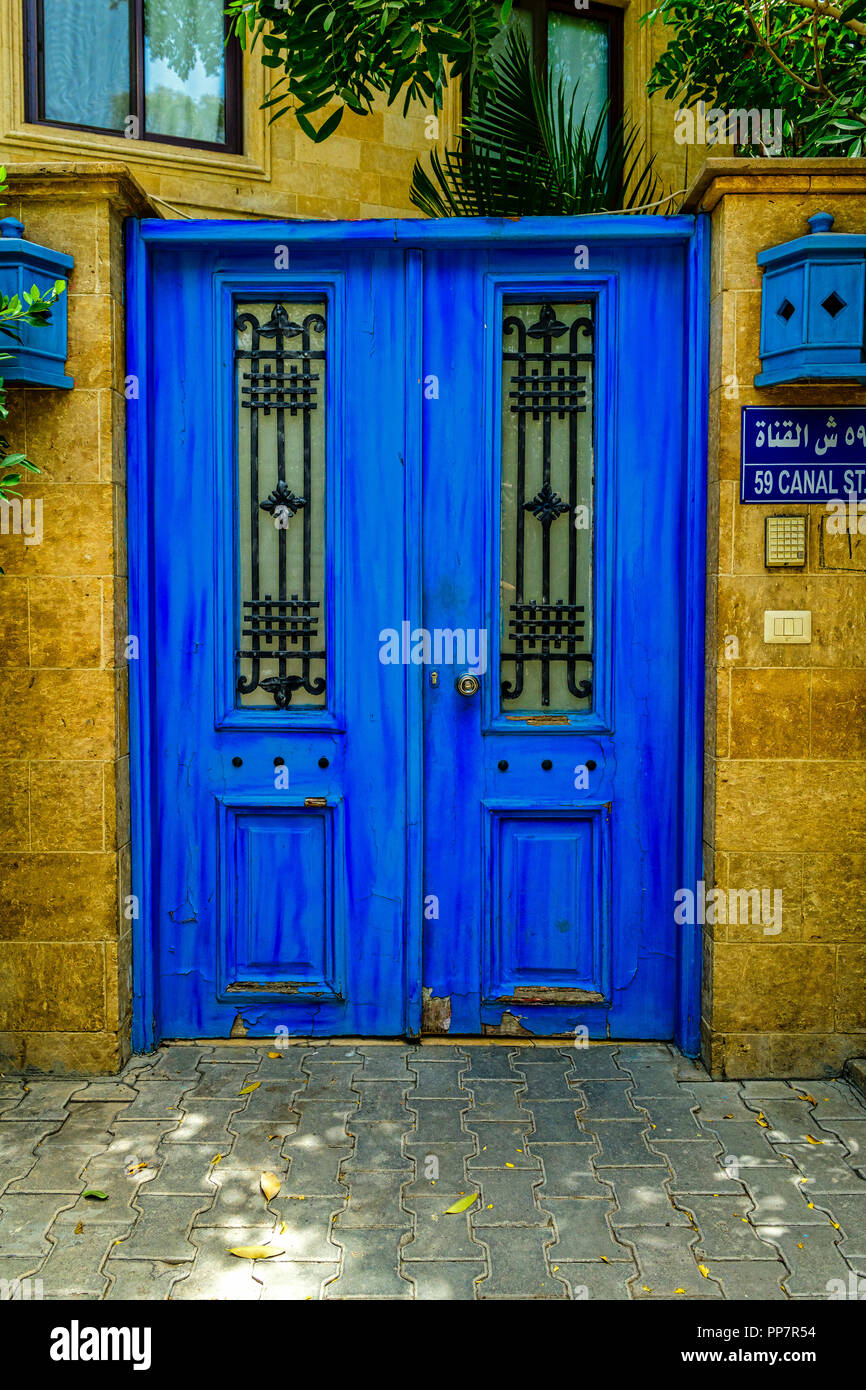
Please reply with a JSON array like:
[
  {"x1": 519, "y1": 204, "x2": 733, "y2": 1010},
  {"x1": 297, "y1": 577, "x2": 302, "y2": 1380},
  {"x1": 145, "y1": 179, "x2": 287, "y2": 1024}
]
[{"x1": 136, "y1": 219, "x2": 704, "y2": 1047}]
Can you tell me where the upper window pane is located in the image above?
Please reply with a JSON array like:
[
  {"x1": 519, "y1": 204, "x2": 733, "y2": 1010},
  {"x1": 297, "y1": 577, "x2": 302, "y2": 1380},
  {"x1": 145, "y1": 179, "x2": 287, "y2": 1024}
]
[
  {"x1": 144, "y1": 0, "x2": 227, "y2": 144},
  {"x1": 41, "y1": 0, "x2": 130, "y2": 132},
  {"x1": 548, "y1": 13, "x2": 610, "y2": 147}
]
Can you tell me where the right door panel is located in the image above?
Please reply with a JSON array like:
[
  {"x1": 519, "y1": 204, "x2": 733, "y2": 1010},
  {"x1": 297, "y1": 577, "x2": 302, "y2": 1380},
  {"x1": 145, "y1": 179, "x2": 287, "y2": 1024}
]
[{"x1": 421, "y1": 235, "x2": 695, "y2": 1040}]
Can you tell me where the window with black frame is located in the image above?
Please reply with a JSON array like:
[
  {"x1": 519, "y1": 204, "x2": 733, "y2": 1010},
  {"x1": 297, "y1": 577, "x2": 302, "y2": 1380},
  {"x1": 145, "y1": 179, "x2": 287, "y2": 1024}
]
[
  {"x1": 24, "y1": 0, "x2": 242, "y2": 152},
  {"x1": 484, "y1": 0, "x2": 623, "y2": 150}
]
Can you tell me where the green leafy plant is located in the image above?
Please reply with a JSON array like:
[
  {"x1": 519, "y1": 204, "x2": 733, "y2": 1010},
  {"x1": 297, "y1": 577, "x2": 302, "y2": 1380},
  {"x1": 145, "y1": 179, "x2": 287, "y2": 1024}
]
[
  {"x1": 0, "y1": 165, "x2": 66, "y2": 570},
  {"x1": 410, "y1": 26, "x2": 662, "y2": 217},
  {"x1": 643, "y1": 0, "x2": 866, "y2": 156},
  {"x1": 226, "y1": 0, "x2": 507, "y2": 140}
]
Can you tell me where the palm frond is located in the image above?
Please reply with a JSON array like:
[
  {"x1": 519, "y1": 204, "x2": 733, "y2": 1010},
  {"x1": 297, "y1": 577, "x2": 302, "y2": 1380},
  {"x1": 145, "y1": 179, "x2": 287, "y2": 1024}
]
[{"x1": 411, "y1": 27, "x2": 663, "y2": 218}]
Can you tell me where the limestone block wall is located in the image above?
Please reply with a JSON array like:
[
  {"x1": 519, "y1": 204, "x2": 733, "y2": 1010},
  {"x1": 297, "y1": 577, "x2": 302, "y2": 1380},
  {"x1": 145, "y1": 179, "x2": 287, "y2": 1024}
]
[
  {"x1": 0, "y1": 167, "x2": 156, "y2": 1071},
  {"x1": 686, "y1": 160, "x2": 866, "y2": 1079},
  {"x1": 0, "y1": 0, "x2": 690, "y2": 221}
]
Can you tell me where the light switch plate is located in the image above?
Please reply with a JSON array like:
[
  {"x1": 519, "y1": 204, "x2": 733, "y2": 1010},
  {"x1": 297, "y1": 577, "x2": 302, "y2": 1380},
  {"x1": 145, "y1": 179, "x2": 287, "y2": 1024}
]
[{"x1": 763, "y1": 610, "x2": 811, "y2": 643}]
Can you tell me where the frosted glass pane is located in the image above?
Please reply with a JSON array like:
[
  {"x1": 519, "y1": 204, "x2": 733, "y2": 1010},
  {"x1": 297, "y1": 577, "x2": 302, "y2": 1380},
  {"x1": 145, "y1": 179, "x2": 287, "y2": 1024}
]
[
  {"x1": 500, "y1": 301, "x2": 594, "y2": 712},
  {"x1": 235, "y1": 302, "x2": 327, "y2": 709},
  {"x1": 549, "y1": 14, "x2": 609, "y2": 150},
  {"x1": 42, "y1": 0, "x2": 130, "y2": 131},
  {"x1": 145, "y1": 0, "x2": 226, "y2": 143}
]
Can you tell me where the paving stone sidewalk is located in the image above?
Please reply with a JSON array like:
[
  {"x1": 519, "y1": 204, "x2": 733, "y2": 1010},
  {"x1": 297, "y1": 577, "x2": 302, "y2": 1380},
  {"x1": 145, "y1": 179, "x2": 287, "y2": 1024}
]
[{"x1": 1, "y1": 1042, "x2": 865, "y2": 1301}]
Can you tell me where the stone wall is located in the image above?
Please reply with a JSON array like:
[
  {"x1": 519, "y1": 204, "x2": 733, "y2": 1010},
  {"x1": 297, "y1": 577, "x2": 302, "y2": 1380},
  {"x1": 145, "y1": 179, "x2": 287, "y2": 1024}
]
[
  {"x1": 0, "y1": 0, "x2": 691, "y2": 221},
  {"x1": 0, "y1": 167, "x2": 156, "y2": 1070},
  {"x1": 686, "y1": 160, "x2": 866, "y2": 1079}
]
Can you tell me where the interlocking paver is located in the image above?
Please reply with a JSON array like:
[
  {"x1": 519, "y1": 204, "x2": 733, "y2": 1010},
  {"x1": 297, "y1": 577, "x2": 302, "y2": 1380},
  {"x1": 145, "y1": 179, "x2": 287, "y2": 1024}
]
[
  {"x1": 608, "y1": 1166, "x2": 692, "y2": 1228},
  {"x1": 741, "y1": 1165, "x2": 831, "y2": 1224},
  {"x1": 351, "y1": 1081, "x2": 412, "y2": 1125},
  {"x1": 300, "y1": 1062, "x2": 361, "y2": 1101},
  {"x1": 621, "y1": 1227, "x2": 724, "y2": 1298},
  {"x1": 114, "y1": 1082, "x2": 191, "y2": 1122},
  {"x1": 678, "y1": 1195, "x2": 782, "y2": 1260},
  {"x1": 229, "y1": 1080, "x2": 304, "y2": 1123},
  {"x1": 402, "y1": 1260, "x2": 485, "y2": 1299},
  {"x1": 1, "y1": 1081, "x2": 80, "y2": 1121},
  {"x1": 1, "y1": 1041, "x2": 863, "y2": 1300},
  {"x1": 257, "y1": 1258, "x2": 341, "y2": 1300},
  {"x1": 343, "y1": 1122, "x2": 410, "y2": 1171},
  {"x1": 353, "y1": 1046, "x2": 413, "y2": 1080},
  {"x1": 522, "y1": 1101, "x2": 583, "y2": 1144},
  {"x1": 408, "y1": 1061, "x2": 466, "y2": 1097},
  {"x1": 38, "y1": 1210, "x2": 137, "y2": 1298},
  {"x1": 516, "y1": 1065, "x2": 579, "y2": 1102},
  {"x1": 697, "y1": 1122, "x2": 790, "y2": 1166},
  {"x1": 533, "y1": 1143, "x2": 612, "y2": 1198},
  {"x1": 406, "y1": 1099, "x2": 468, "y2": 1144},
  {"x1": 405, "y1": 1142, "x2": 475, "y2": 1193},
  {"x1": 111, "y1": 1194, "x2": 212, "y2": 1260},
  {"x1": 774, "y1": 1141, "x2": 866, "y2": 1193},
  {"x1": 169, "y1": 1226, "x2": 268, "y2": 1301},
  {"x1": 472, "y1": 1169, "x2": 550, "y2": 1226},
  {"x1": 144, "y1": 1143, "x2": 221, "y2": 1195},
  {"x1": 186, "y1": 1063, "x2": 259, "y2": 1099},
  {"x1": 104, "y1": 1259, "x2": 191, "y2": 1300},
  {"x1": 756, "y1": 1222, "x2": 854, "y2": 1297},
  {"x1": 465, "y1": 1080, "x2": 524, "y2": 1120},
  {"x1": 561, "y1": 1260, "x2": 637, "y2": 1299},
  {"x1": 326, "y1": 1230, "x2": 411, "y2": 1298},
  {"x1": 475, "y1": 1228, "x2": 567, "y2": 1299},
  {"x1": 284, "y1": 1136, "x2": 351, "y2": 1197},
  {"x1": 0, "y1": 1257, "x2": 43, "y2": 1297},
  {"x1": 461, "y1": 1046, "x2": 521, "y2": 1079},
  {"x1": 589, "y1": 1121, "x2": 667, "y2": 1168},
  {"x1": 0, "y1": 1193, "x2": 76, "y2": 1257},
  {"x1": 653, "y1": 1139, "x2": 751, "y2": 1195},
  {"x1": 162, "y1": 1099, "x2": 245, "y2": 1146},
  {"x1": 466, "y1": 1122, "x2": 536, "y2": 1169},
  {"x1": 577, "y1": 1080, "x2": 646, "y2": 1121},
  {"x1": 813, "y1": 1119, "x2": 866, "y2": 1165},
  {"x1": 546, "y1": 1198, "x2": 628, "y2": 1260},
  {"x1": 336, "y1": 1171, "x2": 410, "y2": 1228},
  {"x1": 400, "y1": 1197, "x2": 488, "y2": 1260},
  {"x1": 806, "y1": 1080, "x2": 866, "y2": 1122},
  {"x1": 642, "y1": 1095, "x2": 703, "y2": 1141}
]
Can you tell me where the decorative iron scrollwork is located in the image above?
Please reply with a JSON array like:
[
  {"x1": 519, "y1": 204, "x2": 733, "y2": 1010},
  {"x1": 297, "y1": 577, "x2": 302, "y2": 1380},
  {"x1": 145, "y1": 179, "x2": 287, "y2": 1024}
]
[
  {"x1": 235, "y1": 302, "x2": 327, "y2": 708},
  {"x1": 500, "y1": 302, "x2": 594, "y2": 708}
]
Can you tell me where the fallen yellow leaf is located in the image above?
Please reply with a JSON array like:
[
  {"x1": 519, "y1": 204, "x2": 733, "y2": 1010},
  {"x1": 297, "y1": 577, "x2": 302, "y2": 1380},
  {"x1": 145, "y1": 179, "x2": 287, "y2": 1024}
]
[
  {"x1": 229, "y1": 1244, "x2": 284, "y2": 1260},
  {"x1": 674, "y1": 1288, "x2": 685, "y2": 1294},
  {"x1": 699, "y1": 1264, "x2": 710, "y2": 1278},
  {"x1": 505, "y1": 1162, "x2": 514, "y2": 1168},
  {"x1": 260, "y1": 1171, "x2": 281, "y2": 1201},
  {"x1": 444, "y1": 1193, "x2": 478, "y2": 1214},
  {"x1": 212, "y1": 1154, "x2": 223, "y2": 1165},
  {"x1": 796, "y1": 1091, "x2": 817, "y2": 1105},
  {"x1": 267, "y1": 1052, "x2": 282, "y2": 1059},
  {"x1": 600, "y1": 1256, "x2": 609, "y2": 1264},
  {"x1": 74, "y1": 1221, "x2": 83, "y2": 1235},
  {"x1": 805, "y1": 1135, "x2": 824, "y2": 1145},
  {"x1": 238, "y1": 1081, "x2": 261, "y2": 1095},
  {"x1": 127, "y1": 1162, "x2": 148, "y2": 1174}
]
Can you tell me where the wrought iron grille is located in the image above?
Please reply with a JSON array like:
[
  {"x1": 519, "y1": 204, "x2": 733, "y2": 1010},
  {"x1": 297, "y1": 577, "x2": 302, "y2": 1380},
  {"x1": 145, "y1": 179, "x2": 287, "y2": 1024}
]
[
  {"x1": 235, "y1": 302, "x2": 327, "y2": 709},
  {"x1": 500, "y1": 302, "x2": 594, "y2": 709}
]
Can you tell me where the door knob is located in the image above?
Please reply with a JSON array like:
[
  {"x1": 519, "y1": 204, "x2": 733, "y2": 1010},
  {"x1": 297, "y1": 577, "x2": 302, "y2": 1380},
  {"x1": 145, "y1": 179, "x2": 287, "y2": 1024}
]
[{"x1": 455, "y1": 673, "x2": 480, "y2": 697}]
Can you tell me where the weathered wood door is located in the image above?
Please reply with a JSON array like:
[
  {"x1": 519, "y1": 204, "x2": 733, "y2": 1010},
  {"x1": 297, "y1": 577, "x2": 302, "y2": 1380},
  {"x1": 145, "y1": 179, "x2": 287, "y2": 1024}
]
[{"x1": 127, "y1": 218, "x2": 706, "y2": 1050}]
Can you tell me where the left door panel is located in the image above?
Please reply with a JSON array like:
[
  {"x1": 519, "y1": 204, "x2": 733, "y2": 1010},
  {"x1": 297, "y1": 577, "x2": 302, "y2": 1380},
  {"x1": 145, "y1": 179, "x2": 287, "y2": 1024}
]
[{"x1": 140, "y1": 242, "x2": 411, "y2": 1039}]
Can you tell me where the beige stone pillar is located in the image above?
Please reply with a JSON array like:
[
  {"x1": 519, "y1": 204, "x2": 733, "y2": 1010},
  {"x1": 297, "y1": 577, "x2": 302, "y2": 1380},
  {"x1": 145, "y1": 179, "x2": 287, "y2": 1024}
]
[
  {"x1": 685, "y1": 159, "x2": 866, "y2": 1078},
  {"x1": 0, "y1": 164, "x2": 157, "y2": 1072}
]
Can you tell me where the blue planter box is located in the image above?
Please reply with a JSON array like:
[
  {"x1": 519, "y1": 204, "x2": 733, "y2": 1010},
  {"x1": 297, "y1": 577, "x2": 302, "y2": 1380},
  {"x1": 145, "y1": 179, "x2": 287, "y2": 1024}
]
[
  {"x1": 756, "y1": 211, "x2": 866, "y2": 387},
  {"x1": 0, "y1": 216, "x2": 73, "y2": 390}
]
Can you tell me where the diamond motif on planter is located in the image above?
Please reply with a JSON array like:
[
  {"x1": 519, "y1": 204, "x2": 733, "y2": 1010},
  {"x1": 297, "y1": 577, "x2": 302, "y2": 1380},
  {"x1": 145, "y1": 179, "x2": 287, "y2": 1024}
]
[
  {"x1": 821, "y1": 290, "x2": 846, "y2": 319},
  {"x1": 777, "y1": 298, "x2": 796, "y2": 322}
]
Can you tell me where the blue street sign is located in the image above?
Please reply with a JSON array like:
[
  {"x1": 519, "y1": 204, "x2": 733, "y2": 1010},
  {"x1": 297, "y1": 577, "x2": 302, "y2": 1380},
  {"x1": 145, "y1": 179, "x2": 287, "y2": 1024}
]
[{"x1": 741, "y1": 406, "x2": 866, "y2": 503}]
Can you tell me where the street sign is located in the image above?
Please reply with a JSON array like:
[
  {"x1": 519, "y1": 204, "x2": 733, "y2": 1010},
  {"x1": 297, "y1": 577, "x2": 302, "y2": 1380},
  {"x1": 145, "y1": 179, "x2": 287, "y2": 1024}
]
[{"x1": 741, "y1": 406, "x2": 866, "y2": 502}]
